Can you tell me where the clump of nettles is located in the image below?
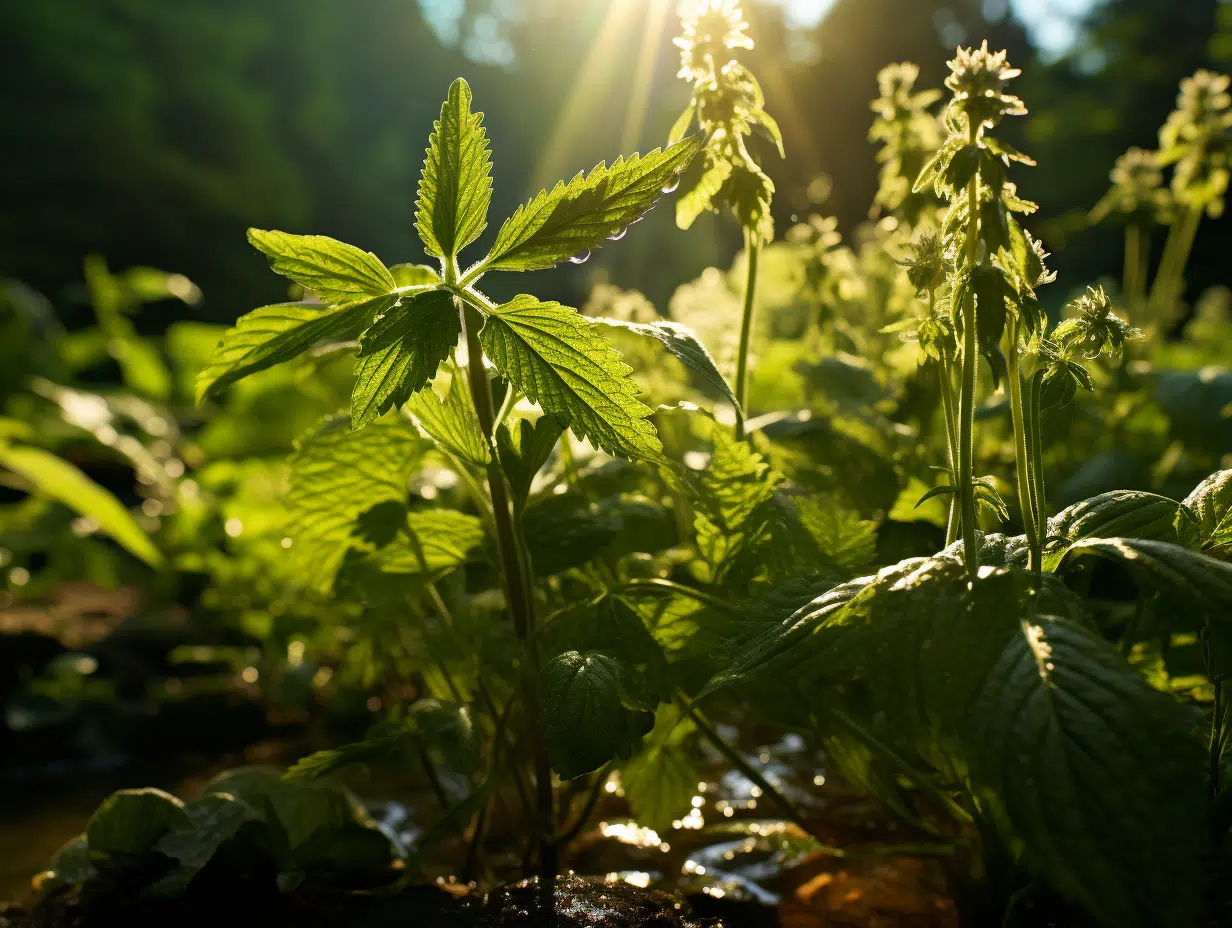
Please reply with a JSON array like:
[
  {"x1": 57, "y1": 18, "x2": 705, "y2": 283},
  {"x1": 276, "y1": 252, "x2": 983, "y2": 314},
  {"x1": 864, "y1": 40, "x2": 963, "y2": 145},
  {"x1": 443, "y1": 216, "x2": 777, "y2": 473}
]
[
  {"x1": 869, "y1": 62, "x2": 944, "y2": 225},
  {"x1": 1090, "y1": 147, "x2": 1173, "y2": 226},
  {"x1": 1159, "y1": 69, "x2": 1232, "y2": 217},
  {"x1": 670, "y1": 0, "x2": 782, "y2": 243},
  {"x1": 913, "y1": 41, "x2": 1050, "y2": 384}
]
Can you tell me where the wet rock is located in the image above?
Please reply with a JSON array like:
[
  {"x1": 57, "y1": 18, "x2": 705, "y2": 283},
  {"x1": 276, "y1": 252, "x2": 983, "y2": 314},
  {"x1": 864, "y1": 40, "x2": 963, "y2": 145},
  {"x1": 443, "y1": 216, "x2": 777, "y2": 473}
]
[{"x1": 486, "y1": 874, "x2": 719, "y2": 927}]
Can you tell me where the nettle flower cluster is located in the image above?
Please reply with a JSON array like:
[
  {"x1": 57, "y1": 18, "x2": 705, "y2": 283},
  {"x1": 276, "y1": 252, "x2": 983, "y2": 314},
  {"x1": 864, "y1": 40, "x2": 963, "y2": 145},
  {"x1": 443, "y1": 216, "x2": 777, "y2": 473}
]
[
  {"x1": 869, "y1": 62, "x2": 944, "y2": 225},
  {"x1": 670, "y1": 0, "x2": 782, "y2": 243},
  {"x1": 1159, "y1": 69, "x2": 1232, "y2": 218},
  {"x1": 914, "y1": 41, "x2": 1047, "y2": 385},
  {"x1": 1039, "y1": 285, "x2": 1141, "y2": 407},
  {"x1": 1090, "y1": 147, "x2": 1173, "y2": 226}
]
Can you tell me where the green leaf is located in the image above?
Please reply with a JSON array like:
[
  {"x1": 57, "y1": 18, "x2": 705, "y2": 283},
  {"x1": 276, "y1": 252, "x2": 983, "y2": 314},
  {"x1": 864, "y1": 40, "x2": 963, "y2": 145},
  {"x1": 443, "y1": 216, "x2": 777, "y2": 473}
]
[
  {"x1": 284, "y1": 415, "x2": 422, "y2": 591},
  {"x1": 667, "y1": 101, "x2": 695, "y2": 146},
  {"x1": 390, "y1": 263, "x2": 442, "y2": 287},
  {"x1": 542, "y1": 650, "x2": 655, "y2": 779},
  {"x1": 479, "y1": 295, "x2": 662, "y2": 462},
  {"x1": 149, "y1": 793, "x2": 262, "y2": 895},
  {"x1": 0, "y1": 444, "x2": 163, "y2": 567},
  {"x1": 86, "y1": 788, "x2": 191, "y2": 856},
  {"x1": 620, "y1": 705, "x2": 699, "y2": 833},
  {"x1": 351, "y1": 289, "x2": 460, "y2": 429},
  {"x1": 247, "y1": 229, "x2": 395, "y2": 303},
  {"x1": 483, "y1": 134, "x2": 705, "y2": 271},
  {"x1": 776, "y1": 494, "x2": 878, "y2": 576},
  {"x1": 1044, "y1": 490, "x2": 1189, "y2": 569},
  {"x1": 965, "y1": 616, "x2": 1206, "y2": 927},
  {"x1": 406, "y1": 370, "x2": 491, "y2": 468},
  {"x1": 1059, "y1": 537, "x2": 1232, "y2": 610},
  {"x1": 595, "y1": 317, "x2": 740, "y2": 414},
  {"x1": 1180, "y1": 469, "x2": 1232, "y2": 551},
  {"x1": 676, "y1": 154, "x2": 733, "y2": 231},
  {"x1": 365, "y1": 509, "x2": 486, "y2": 578},
  {"x1": 415, "y1": 78, "x2": 493, "y2": 260},
  {"x1": 497, "y1": 414, "x2": 566, "y2": 509},
  {"x1": 196, "y1": 297, "x2": 388, "y2": 402}
]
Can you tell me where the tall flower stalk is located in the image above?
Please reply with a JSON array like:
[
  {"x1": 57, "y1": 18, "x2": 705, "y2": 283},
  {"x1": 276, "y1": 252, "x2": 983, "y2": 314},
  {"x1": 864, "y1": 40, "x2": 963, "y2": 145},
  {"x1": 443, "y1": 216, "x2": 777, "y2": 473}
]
[
  {"x1": 670, "y1": 0, "x2": 781, "y2": 439},
  {"x1": 912, "y1": 43, "x2": 1052, "y2": 576},
  {"x1": 1090, "y1": 148, "x2": 1171, "y2": 314}
]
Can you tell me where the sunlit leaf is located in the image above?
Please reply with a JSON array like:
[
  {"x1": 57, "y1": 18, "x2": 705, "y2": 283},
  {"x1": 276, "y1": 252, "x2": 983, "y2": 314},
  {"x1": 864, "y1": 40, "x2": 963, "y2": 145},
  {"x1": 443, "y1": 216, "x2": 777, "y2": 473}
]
[
  {"x1": 620, "y1": 705, "x2": 699, "y2": 833},
  {"x1": 284, "y1": 415, "x2": 422, "y2": 591},
  {"x1": 415, "y1": 78, "x2": 493, "y2": 260},
  {"x1": 406, "y1": 370, "x2": 491, "y2": 468},
  {"x1": 247, "y1": 229, "x2": 395, "y2": 303},
  {"x1": 479, "y1": 295, "x2": 662, "y2": 462},
  {"x1": 365, "y1": 509, "x2": 486, "y2": 578},
  {"x1": 196, "y1": 297, "x2": 389, "y2": 402},
  {"x1": 86, "y1": 788, "x2": 191, "y2": 856},
  {"x1": 484, "y1": 134, "x2": 705, "y2": 271},
  {"x1": 352, "y1": 289, "x2": 460, "y2": 429},
  {"x1": 497, "y1": 414, "x2": 565, "y2": 509},
  {"x1": 0, "y1": 443, "x2": 163, "y2": 567},
  {"x1": 1179, "y1": 469, "x2": 1232, "y2": 551},
  {"x1": 1059, "y1": 536, "x2": 1232, "y2": 609},
  {"x1": 595, "y1": 317, "x2": 740, "y2": 413}
]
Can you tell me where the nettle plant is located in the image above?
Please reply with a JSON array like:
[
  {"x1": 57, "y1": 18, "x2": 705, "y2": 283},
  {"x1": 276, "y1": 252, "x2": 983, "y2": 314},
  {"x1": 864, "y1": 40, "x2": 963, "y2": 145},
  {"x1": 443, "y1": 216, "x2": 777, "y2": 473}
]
[
  {"x1": 192, "y1": 77, "x2": 741, "y2": 894},
  {"x1": 699, "y1": 44, "x2": 1232, "y2": 928}
]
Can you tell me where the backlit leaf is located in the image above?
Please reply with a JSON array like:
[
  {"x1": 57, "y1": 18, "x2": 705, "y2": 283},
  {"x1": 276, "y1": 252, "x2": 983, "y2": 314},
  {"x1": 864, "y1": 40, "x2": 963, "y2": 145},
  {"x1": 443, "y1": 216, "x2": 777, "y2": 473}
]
[
  {"x1": 1059, "y1": 536, "x2": 1232, "y2": 610},
  {"x1": 365, "y1": 509, "x2": 486, "y2": 578},
  {"x1": 0, "y1": 444, "x2": 163, "y2": 567},
  {"x1": 620, "y1": 705, "x2": 699, "y2": 832},
  {"x1": 247, "y1": 229, "x2": 395, "y2": 303},
  {"x1": 595, "y1": 317, "x2": 740, "y2": 414},
  {"x1": 1180, "y1": 469, "x2": 1232, "y2": 551},
  {"x1": 484, "y1": 135, "x2": 705, "y2": 271},
  {"x1": 284, "y1": 415, "x2": 422, "y2": 591},
  {"x1": 497, "y1": 414, "x2": 566, "y2": 509},
  {"x1": 196, "y1": 297, "x2": 388, "y2": 402},
  {"x1": 86, "y1": 788, "x2": 191, "y2": 856},
  {"x1": 351, "y1": 289, "x2": 460, "y2": 429},
  {"x1": 479, "y1": 295, "x2": 662, "y2": 462},
  {"x1": 415, "y1": 78, "x2": 493, "y2": 260},
  {"x1": 406, "y1": 370, "x2": 491, "y2": 468}
]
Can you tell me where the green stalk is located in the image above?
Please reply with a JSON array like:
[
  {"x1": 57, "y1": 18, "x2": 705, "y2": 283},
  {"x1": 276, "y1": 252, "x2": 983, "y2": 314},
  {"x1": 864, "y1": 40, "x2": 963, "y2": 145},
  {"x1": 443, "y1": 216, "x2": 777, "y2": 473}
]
[
  {"x1": 460, "y1": 301, "x2": 557, "y2": 895},
  {"x1": 1123, "y1": 224, "x2": 1147, "y2": 312},
  {"x1": 733, "y1": 226, "x2": 761, "y2": 441},
  {"x1": 1211, "y1": 680, "x2": 1224, "y2": 799},
  {"x1": 1006, "y1": 318, "x2": 1038, "y2": 570},
  {"x1": 939, "y1": 359, "x2": 961, "y2": 547},
  {"x1": 1149, "y1": 205, "x2": 1201, "y2": 323},
  {"x1": 957, "y1": 128, "x2": 982, "y2": 580},
  {"x1": 1028, "y1": 369, "x2": 1047, "y2": 566}
]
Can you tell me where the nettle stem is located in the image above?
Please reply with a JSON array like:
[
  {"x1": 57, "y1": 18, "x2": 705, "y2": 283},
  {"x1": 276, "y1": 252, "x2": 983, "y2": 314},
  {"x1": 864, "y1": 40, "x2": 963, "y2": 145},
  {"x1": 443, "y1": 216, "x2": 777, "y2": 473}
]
[
  {"x1": 1006, "y1": 318, "x2": 1039, "y2": 570},
  {"x1": 957, "y1": 128, "x2": 981, "y2": 579},
  {"x1": 934, "y1": 290, "x2": 961, "y2": 548},
  {"x1": 1149, "y1": 205, "x2": 1201, "y2": 324},
  {"x1": 733, "y1": 226, "x2": 762, "y2": 441},
  {"x1": 460, "y1": 300, "x2": 558, "y2": 891},
  {"x1": 1027, "y1": 371, "x2": 1047, "y2": 569},
  {"x1": 1123, "y1": 224, "x2": 1147, "y2": 311}
]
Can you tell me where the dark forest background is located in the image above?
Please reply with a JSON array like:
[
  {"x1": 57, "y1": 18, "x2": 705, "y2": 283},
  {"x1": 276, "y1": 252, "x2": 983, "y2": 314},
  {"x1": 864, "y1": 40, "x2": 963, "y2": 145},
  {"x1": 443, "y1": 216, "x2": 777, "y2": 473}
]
[{"x1": 2, "y1": 0, "x2": 1228, "y2": 325}]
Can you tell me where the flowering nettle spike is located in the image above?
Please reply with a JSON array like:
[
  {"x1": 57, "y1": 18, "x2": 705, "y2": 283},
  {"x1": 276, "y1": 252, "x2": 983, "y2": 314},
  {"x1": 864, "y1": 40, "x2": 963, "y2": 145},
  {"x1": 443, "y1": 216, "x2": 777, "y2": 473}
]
[
  {"x1": 1090, "y1": 147, "x2": 1173, "y2": 225},
  {"x1": 1158, "y1": 69, "x2": 1232, "y2": 216},
  {"x1": 674, "y1": 0, "x2": 753, "y2": 82},
  {"x1": 944, "y1": 41, "x2": 1025, "y2": 130},
  {"x1": 1053, "y1": 285, "x2": 1142, "y2": 362}
]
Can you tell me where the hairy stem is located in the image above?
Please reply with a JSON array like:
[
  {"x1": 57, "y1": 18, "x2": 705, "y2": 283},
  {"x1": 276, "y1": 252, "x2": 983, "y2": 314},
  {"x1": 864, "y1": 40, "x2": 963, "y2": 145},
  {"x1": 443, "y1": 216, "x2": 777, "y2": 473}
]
[
  {"x1": 461, "y1": 301, "x2": 557, "y2": 893},
  {"x1": 957, "y1": 129, "x2": 981, "y2": 580},
  {"x1": 1028, "y1": 369, "x2": 1047, "y2": 563},
  {"x1": 939, "y1": 359, "x2": 961, "y2": 547},
  {"x1": 734, "y1": 227, "x2": 762, "y2": 441},
  {"x1": 1006, "y1": 318, "x2": 1038, "y2": 570}
]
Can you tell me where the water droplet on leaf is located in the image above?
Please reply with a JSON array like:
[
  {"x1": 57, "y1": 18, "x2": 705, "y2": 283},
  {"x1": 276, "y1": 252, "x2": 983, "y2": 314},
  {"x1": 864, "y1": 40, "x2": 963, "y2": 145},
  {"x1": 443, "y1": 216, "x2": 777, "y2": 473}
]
[{"x1": 569, "y1": 249, "x2": 591, "y2": 265}]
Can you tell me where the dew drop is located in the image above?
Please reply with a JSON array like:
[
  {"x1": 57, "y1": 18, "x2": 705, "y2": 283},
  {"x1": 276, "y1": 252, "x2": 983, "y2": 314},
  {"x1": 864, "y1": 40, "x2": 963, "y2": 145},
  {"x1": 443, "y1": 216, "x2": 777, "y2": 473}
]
[
  {"x1": 607, "y1": 227, "x2": 628, "y2": 242},
  {"x1": 661, "y1": 177, "x2": 680, "y2": 194},
  {"x1": 568, "y1": 248, "x2": 592, "y2": 265}
]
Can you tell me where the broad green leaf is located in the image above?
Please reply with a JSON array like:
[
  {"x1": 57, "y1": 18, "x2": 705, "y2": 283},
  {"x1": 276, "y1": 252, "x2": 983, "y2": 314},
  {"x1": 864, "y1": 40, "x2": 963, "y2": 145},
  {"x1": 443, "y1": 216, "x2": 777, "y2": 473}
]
[
  {"x1": 483, "y1": 134, "x2": 705, "y2": 272},
  {"x1": 524, "y1": 492, "x2": 673, "y2": 577},
  {"x1": 41, "y1": 836, "x2": 96, "y2": 889},
  {"x1": 196, "y1": 297, "x2": 388, "y2": 402},
  {"x1": 542, "y1": 650, "x2": 655, "y2": 779},
  {"x1": 1044, "y1": 490, "x2": 1189, "y2": 569},
  {"x1": 365, "y1": 509, "x2": 486, "y2": 578},
  {"x1": 776, "y1": 494, "x2": 878, "y2": 576},
  {"x1": 496, "y1": 414, "x2": 565, "y2": 509},
  {"x1": 416, "y1": 78, "x2": 493, "y2": 260},
  {"x1": 595, "y1": 317, "x2": 740, "y2": 413},
  {"x1": 691, "y1": 428, "x2": 782, "y2": 584},
  {"x1": 149, "y1": 793, "x2": 262, "y2": 895},
  {"x1": 479, "y1": 296, "x2": 662, "y2": 462},
  {"x1": 1180, "y1": 469, "x2": 1232, "y2": 551},
  {"x1": 390, "y1": 263, "x2": 442, "y2": 287},
  {"x1": 406, "y1": 370, "x2": 491, "y2": 468},
  {"x1": 1059, "y1": 536, "x2": 1232, "y2": 610},
  {"x1": 86, "y1": 788, "x2": 191, "y2": 856},
  {"x1": 676, "y1": 154, "x2": 733, "y2": 231},
  {"x1": 247, "y1": 229, "x2": 395, "y2": 303},
  {"x1": 352, "y1": 289, "x2": 461, "y2": 429},
  {"x1": 620, "y1": 705, "x2": 699, "y2": 833},
  {"x1": 965, "y1": 616, "x2": 1206, "y2": 927},
  {"x1": 0, "y1": 444, "x2": 162, "y2": 567},
  {"x1": 284, "y1": 415, "x2": 422, "y2": 591}
]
